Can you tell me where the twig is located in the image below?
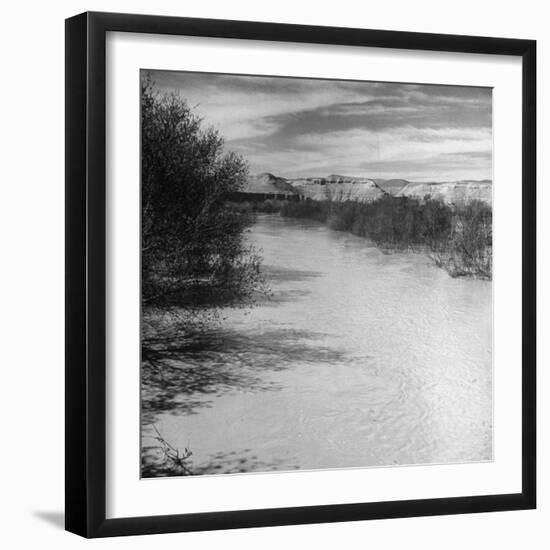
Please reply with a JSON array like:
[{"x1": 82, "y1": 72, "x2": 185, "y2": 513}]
[{"x1": 152, "y1": 424, "x2": 193, "y2": 475}]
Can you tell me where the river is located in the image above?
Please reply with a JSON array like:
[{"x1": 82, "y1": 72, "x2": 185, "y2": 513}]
[{"x1": 142, "y1": 214, "x2": 492, "y2": 475}]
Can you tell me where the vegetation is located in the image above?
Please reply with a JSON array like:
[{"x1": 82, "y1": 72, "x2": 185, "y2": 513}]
[
  {"x1": 141, "y1": 75, "x2": 266, "y2": 315},
  {"x1": 280, "y1": 196, "x2": 492, "y2": 279},
  {"x1": 226, "y1": 198, "x2": 285, "y2": 214},
  {"x1": 142, "y1": 425, "x2": 194, "y2": 477}
]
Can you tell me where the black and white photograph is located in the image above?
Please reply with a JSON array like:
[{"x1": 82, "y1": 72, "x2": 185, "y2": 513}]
[
  {"x1": 0, "y1": 1, "x2": 543, "y2": 545},
  {"x1": 140, "y1": 70, "x2": 493, "y2": 477}
]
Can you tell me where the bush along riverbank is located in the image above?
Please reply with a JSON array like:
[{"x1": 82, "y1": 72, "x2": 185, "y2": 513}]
[
  {"x1": 226, "y1": 198, "x2": 285, "y2": 214},
  {"x1": 280, "y1": 196, "x2": 492, "y2": 279}
]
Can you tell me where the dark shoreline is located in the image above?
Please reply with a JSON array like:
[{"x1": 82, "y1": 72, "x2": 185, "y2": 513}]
[{"x1": 229, "y1": 196, "x2": 492, "y2": 280}]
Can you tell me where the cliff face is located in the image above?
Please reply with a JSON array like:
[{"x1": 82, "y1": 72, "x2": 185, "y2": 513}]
[
  {"x1": 289, "y1": 175, "x2": 385, "y2": 202},
  {"x1": 243, "y1": 173, "x2": 298, "y2": 196},
  {"x1": 243, "y1": 173, "x2": 492, "y2": 205},
  {"x1": 375, "y1": 179, "x2": 410, "y2": 195},
  {"x1": 395, "y1": 181, "x2": 492, "y2": 206}
]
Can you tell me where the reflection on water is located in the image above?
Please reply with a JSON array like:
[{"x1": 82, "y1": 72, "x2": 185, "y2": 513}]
[{"x1": 142, "y1": 214, "x2": 492, "y2": 475}]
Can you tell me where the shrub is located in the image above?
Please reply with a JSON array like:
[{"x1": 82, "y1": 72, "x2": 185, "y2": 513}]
[
  {"x1": 280, "y1": 197, "x2": 492, "y2": 279},
  {"x1": 141, "y1": 74, "x2": 265, "y2": 307}
]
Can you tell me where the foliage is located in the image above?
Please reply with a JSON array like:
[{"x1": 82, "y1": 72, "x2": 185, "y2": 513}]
[
  {"x1": 280, "y1": 197, "x2": 492, "y2": 279},
  {"x1": 141, "y1": 74, "x2": 265, "y2": 308},
  {"x1": 141, "y1": 425, "x2": 193, "y2": 477},
  {"x1": 226, "y1": 199, "x2": 285, "y2": 215}
]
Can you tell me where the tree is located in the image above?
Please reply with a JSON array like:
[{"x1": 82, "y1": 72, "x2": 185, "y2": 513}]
[{"x1": 141, "y1": 74, "x2": 264, "y2": 309}]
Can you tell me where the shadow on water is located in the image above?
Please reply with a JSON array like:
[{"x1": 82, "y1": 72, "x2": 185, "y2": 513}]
[
  {"x1": 141, "y1": 446, "x2": 299, "y2": 477},
  {"x1": 251, "y1": 264, "x2": 322, "y2": 305},
  {"x1": 263, "y1": 265, "x2": 322, "y2": 283},
  {"x1": 141, "y1": 255, "x2": 334, "y2": 475},
  {"x1": 142, "y1": 327, "x2": 348, "y2": 423}
]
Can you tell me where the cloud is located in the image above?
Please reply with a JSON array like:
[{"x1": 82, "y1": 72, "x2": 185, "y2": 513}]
[
  {"x1": 242, "y1": 125, "x2": 492, "y2": 180},
  {"x1": 147, "y1": 71, "x2": 373, "y2": 140},
  {"x1": 144, "y1": 70, "x2": 492, "y2": 181}
]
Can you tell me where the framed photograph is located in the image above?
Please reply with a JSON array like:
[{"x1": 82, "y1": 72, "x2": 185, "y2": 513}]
[{"x1": 65, "y1": 11, "x2": 536, "y2": 538}]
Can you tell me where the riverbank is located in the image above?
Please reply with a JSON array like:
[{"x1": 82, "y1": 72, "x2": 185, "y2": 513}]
[{"x1": 278, "y1": 197, "x2": 492, "y2": 279}]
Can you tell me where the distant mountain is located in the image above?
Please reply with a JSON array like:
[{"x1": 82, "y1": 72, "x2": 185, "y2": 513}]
[
  {"x1": 242, "y1": 173, "x2": 492, "y2": 205},
  {"x1": 374, "y1": 179, "x2": 410, "y2": 194},
  {"x1": 243, "y1": 173, "x2": 298, "y2": 196},
  {"x1": 395, "y1": 180, "x2": 492, "y2": 206},
  {"x1": 288, "y1": 175, "x2": 385, "y2": 202}
]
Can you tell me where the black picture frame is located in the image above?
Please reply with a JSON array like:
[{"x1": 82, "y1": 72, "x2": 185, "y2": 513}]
[{"x1": 65, "y1": 11, "x2": 536, "y2": 538}]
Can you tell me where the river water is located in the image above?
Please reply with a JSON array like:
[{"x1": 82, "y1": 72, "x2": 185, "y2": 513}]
[{"x1": 143, "y1": 214, "x2": 492, "y2": 475}]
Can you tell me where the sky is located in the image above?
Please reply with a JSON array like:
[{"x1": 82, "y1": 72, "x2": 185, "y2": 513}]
[{"x1": 145, "y1": 70, "x2": 492, "y2": 182}]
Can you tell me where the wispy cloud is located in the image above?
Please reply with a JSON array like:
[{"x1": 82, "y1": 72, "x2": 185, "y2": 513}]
[{"x1": 145, "y1": 70, "x2": 492, "y2": 182}]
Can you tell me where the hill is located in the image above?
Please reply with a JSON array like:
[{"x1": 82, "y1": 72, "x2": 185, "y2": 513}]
[
  {"x1": 289, "y1": 175, "x2": 385, "y2": 202},
  {"x1": 374, "y1": 179, "x2": 410, "y2": 194},
  {"x1": 243, "y1": 173, "x2": 298, "y2": 196},
  {"x1": 395, "y1": 180, "x2": 492, "y2": 206},
  {"x1": 242, "y1": 173, "x2": 492, "y2": 206}
]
